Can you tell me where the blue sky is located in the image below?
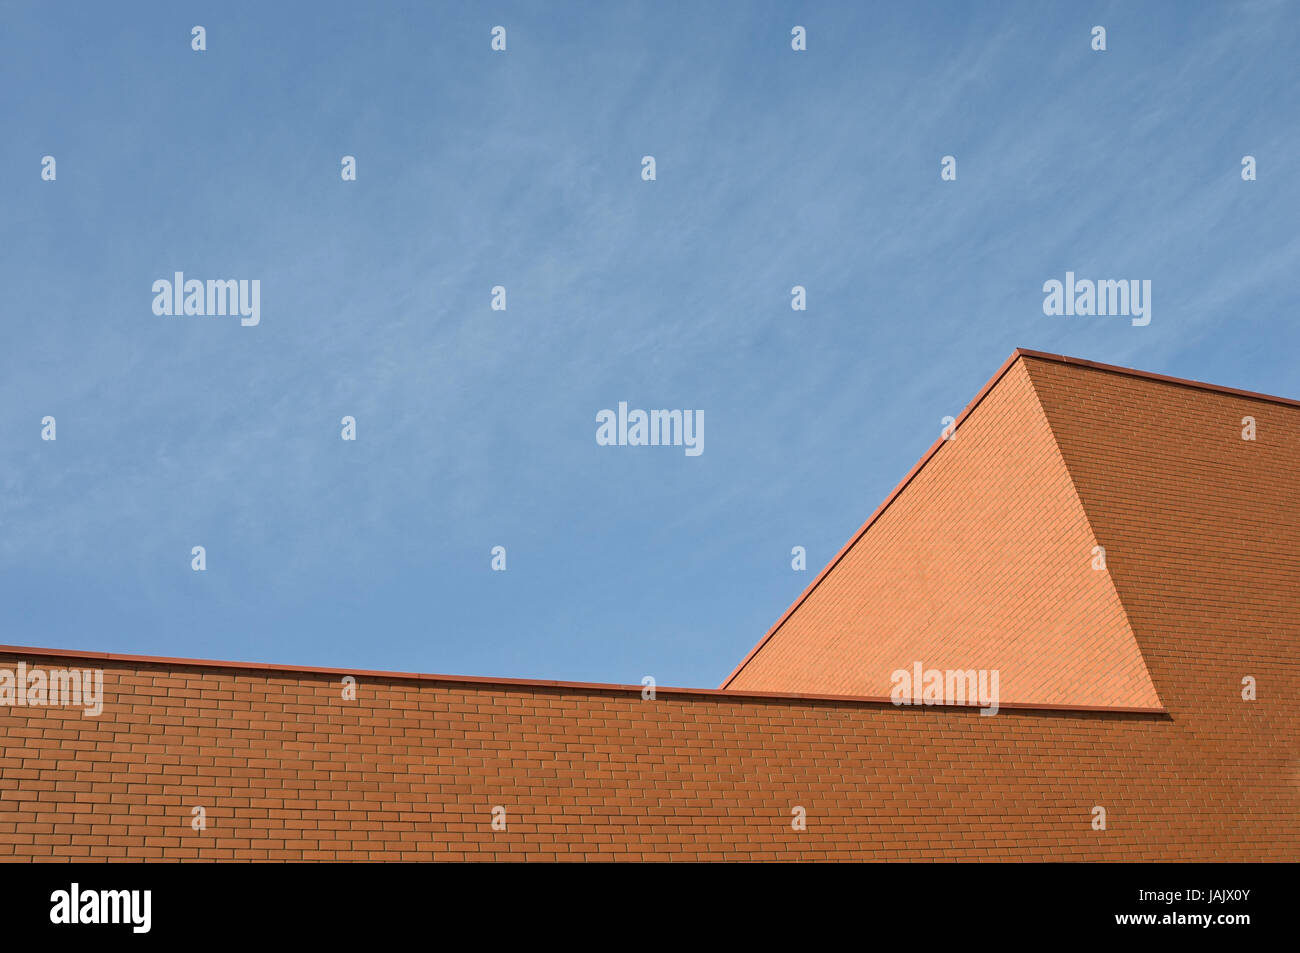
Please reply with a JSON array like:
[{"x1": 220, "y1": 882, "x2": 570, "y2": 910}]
[{"x1": 2, "y1": 1, "x2": 1297, "y2": 687}]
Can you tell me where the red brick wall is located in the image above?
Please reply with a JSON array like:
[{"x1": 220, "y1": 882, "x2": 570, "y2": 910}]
[
  {"x1": 1, "y1": 648, "x2": 1295, "y2": 861},
  {"x1": 1024, "y1": 355, "x2": 1300, "y2": 712},
  {"x1": 1023, "y1": 356, "x2": 1300, "y2": 853},
  {"x1": 726, "y1": 358, "x2": 1161, "y2": 709}
]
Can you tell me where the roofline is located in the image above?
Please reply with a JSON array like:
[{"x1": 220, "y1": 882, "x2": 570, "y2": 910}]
[
  {"x1": 11, "y1": 352, "x2": 1269, "y2": 723},
  {"x1": 719, "y1": 347, "x2": 1299, "y2": 690},
  {"x1": 1012, "y1": 348, "x2": 1300, "y2": 410},
  {"x1": 720, "y1": 348, "x2": 1026, "y2": 689},
  {"x1": 0, "y1": 643, "x2": 1167, "y2": 716}
]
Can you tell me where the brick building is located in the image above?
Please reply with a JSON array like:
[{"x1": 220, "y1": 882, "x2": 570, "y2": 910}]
[{"x1": 2, "y1": 350, "x2": 1297, "y2": 860}]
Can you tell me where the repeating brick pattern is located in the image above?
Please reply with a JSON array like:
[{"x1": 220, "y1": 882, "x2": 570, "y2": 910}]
[
  {"x1": 726, "y1": 359, "x2": 1161, "y2": 709},
  {"x1": 1023, "y1": 355, "x2": 1300, "y2": 832},
  {"x1": 2, "y1": 353, "x2": 1296, "y2": 861},
  {"x1": 0, "y1": 652, "x2": 1292, "y2": 861}
]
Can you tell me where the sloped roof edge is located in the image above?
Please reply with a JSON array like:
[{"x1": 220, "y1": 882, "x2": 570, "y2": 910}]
[
  {"x1": 719, "y1": 348, "x2": 1300, "y2": 690},
  {"x1": 720, "y1": 349, "x2": 1024, "y2": 689}
]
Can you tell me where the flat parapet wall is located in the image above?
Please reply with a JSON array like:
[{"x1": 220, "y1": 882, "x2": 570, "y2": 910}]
[{"x1": 1, "y1": 647, "x2": 1290, "y2": 862}]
